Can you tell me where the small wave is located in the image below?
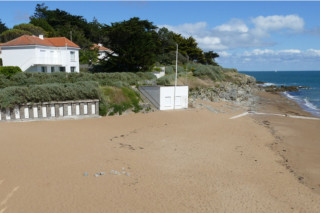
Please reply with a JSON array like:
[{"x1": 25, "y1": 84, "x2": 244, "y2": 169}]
[
  {"x1": 258, "y1": 82, "x2": 276, "y2": 87},
  {"x1": 304, "y1": 98, "x2": 319, "y2": 111},
  {"x1": 283, "y1": 91, "x2": 298, "y2": 100},
  {"x1": 283, "y1": 92, "x2": 320, "y2": 117}
]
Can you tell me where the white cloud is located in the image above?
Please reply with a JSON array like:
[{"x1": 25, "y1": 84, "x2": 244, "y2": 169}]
[
  {"x1": 279, "y1": 49, "x2": 301, "y2": 54},
  {"x1": 215, "y1": 19, "x2": 248, "y2": 33},
  {"x1": 159, "y1": 22, "x2": 208, "y2": 37},
  {"x1": 305, "y1": 49, "x2": 320, "y2": 56},
  {"x1": 216, "y1": 49, "x2": 320, "y2": 71},
  {"x1": 159, "y1": 14, "x2": 306, "y2": 51},
  {"x1": 252, "y1": 15, "x2": 304, "y2": 32},
  {"x1": 195, "y1": 36, "x2": 227, "y2": 50},
  {"x1": 217, "y1": 51, "x2": 230, "y2": 57}
]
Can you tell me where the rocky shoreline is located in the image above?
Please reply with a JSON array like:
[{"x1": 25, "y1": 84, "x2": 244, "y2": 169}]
[
  {"x1": 189, "y1": 74, "x2": 259, "y2": 107},
  {"x1": 189, "y1": 74, "x2": 311, "y2": 110}
]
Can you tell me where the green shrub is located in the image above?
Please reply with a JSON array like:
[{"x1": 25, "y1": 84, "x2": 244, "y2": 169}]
[
  {"x1": 99, "y1": 99, "x2": 108, "y2": 116},
  {"x1": 222, "y1": 68, "x2": 238, "y2": 73},
  {"x1": 165, "y1": 66, "x2": 174, "y2": 74},
  {"x1": 0, "y1": 66, "x2": 22, "y2": 77},
  {"x1": 0, "y1": 81, "x2": 100, "y2": 108},
  {"x1": 165, "y1": 65, "x2": 185, "y2": 75},
  {"x1": 156, "y1": 74, "x2": 174, "y2": 86},
  {"x1": 191, "y1": 64, "x2": 225, "y2": 81},
  {"x1": 153, "y1": 67, "x2": 161, "y2": 72},
  {"x1": 0, "y1": 72, "x2": 156, "y2": 89},
  {"x1": 99, "y1": 86, "x2": 142, "y2": 115}
]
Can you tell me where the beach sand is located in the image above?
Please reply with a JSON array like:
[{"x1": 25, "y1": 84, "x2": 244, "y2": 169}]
[
  {"x1": 0, "y1": 93, "x2": 320, "y2": 212},
  {"x1": 253, "y1": 91, "x2": 320, "y2": 195}
]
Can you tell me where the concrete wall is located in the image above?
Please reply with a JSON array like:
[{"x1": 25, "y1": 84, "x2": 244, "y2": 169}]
[
  {"x1": 139, "y1": 86, "x2": 188, "y2": 110},
  {"x1": 0, "y1": 100, "x2": 99, "y2": 122}
]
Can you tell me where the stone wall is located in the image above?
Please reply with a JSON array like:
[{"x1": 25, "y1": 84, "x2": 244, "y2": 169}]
[{"x1": 0, "y1": 100, "x2": 99, "y2": 122}]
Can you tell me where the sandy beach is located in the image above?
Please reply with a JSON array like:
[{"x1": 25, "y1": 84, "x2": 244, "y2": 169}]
[{"x1": 1, "y1": 92, "x2": 320, "y2": 212}]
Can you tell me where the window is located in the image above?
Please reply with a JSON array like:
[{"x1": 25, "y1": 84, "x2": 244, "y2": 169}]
[
  {"x1": 41, "y1": 67, "x2": 46, "y2": 73},
  {"x1": 51, "y1": 67, "x2": 55, "y2": 73},
  {"x1": 70, "y1": 51, "x2": 75, "y2": 62},
  {"x1": 71, "y1": 67, "x2": 76, "y2": 73},
  {"x1": 59, "y1": 67, "x2": 66, "y2": 72}
]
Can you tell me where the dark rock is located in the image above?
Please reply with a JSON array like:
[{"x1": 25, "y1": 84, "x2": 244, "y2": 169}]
[{"x1": 263, "y1": 85, "x2": 309, "y2": 93}]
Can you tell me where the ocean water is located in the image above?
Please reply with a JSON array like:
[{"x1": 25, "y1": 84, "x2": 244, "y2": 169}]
[{"x1": 240, "y1": 71, "x2": 320, "y2": 117}]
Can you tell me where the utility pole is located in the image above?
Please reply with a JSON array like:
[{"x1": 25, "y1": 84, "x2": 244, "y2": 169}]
[{"x1": 174, "y1": 43, "x2": 178, "y2": 110}]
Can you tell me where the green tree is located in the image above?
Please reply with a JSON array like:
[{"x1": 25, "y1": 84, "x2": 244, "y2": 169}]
[
  {"x1": 99, "y1": 17, "x2": 160, "y2": 72},
  {"x1": 204, "y1": 51, "x2": 219, "y2": 66},
  {"x1": 30, "y1": 3, "x2": 93, "y2": 48},
  {"x1": 13, "y1": 23, "x2": 47, "y2": 36},
  {"x1": 0, "y1": 19, "x2": 8, "y2": 35},
  {"x1": 0, "y1": 29, "x2": 32, "y2": 42},
  {"x1": 79, "y1": 49, "x2": 99, "y2": 64},
  {"x1": 156, "y1": 27, "x2": 206, "y2": 64},
  {"x1": 87, "y1": 17, "x2": 107, "y2": 44}
]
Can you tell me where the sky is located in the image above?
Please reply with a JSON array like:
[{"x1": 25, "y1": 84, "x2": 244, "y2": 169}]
[{"x1": 1, "y1": 1, "x2": 320, "y2": 71}]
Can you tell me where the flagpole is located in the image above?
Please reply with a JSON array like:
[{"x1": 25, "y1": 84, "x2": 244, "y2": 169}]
[{"x1": 174, "y1": 43, "x2": 178, "y2": 110}]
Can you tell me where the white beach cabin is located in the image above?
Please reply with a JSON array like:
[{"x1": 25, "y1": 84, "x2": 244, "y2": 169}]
[
  {"x1": 139, "y1": 86, "x2": 189, "y2": 110},
  {"x1": 0, "y1": 35, "x2": 80, "y2": 73}
]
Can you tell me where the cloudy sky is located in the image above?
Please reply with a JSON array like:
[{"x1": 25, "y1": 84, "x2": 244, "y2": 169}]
[{"x1": 1, "y1": 1, "x2": 320, "y2": 71}]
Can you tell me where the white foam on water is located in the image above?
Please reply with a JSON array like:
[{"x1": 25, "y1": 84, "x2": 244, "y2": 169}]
[
  {"x1": 304, "y1": 98, "x2": 319, "y2": 111},
  {"x1": 283, "y1": 91, "x2": 298, "y2": 100},
  {"x1": 283, "y1": 92, "x2": 320, "y2": 117},
  {"x1": 259, "y1": 82, "x2": 275, "y2": 87}
]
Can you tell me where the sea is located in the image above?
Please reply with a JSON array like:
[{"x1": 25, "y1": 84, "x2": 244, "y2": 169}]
[{"x1": 240, "y1": 71, "x2": 320, "y2": 117}]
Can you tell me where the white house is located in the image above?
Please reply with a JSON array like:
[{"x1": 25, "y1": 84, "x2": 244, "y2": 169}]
[
  {"x1": 91, "y1": 43, "x2": 113, "y2": 61},
  {"x1": 139, "y1": 86, "x2": 189, "y2": 110},
  {"x1": 0, "y1": 35, "x2": 80, "y2": 73}
]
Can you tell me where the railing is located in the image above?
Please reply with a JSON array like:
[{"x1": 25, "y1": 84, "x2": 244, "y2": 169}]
[{"x1": 0, "y1": 100, "x2": 99, "y2": 122}]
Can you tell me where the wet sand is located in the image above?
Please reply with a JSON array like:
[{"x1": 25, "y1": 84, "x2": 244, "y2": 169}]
[
  {"x1": 253, "y1": 91, "x2": 320, "y2": 195},
  {"x1": 0, "y1": 95, "x2": 320, "y2": 212}
]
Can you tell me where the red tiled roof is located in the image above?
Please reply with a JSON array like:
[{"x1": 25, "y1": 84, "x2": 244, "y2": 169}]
[
  {"x1": 91, "y1": 43, "x2": 112, "y2": 52},
  {"x1": 0, "y1": 35, "x2": 80, "y2": 48}
]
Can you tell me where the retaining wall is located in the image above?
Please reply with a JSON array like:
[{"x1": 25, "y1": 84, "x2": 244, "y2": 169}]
[{"x1": 0, "y1": 99, "x2": 99, "y2": 122}]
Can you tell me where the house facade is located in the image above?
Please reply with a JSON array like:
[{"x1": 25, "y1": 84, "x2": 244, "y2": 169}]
[
  {"x1": 0, "y1": 35, "x2": 80, "y2": 73},
  {"x1": 91, "y1": 43, "x2": 115, "y2": 61}
]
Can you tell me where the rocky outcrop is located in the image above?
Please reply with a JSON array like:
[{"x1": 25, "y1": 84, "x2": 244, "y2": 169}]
[
  {"x1": 189, "y1": 74, "x2": 259, "y2": 107},
  {"x1": 262, "y1": 85, "x2": 309, "y2": 93}
]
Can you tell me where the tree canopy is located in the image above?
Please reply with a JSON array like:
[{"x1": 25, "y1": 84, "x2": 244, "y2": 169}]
[
  {"x1": 0, "y1": 29, "x2": 32, "y2": 42},
  {"x1": 98, "y1": 17, "x2": 160, "y2": 72},
  {"x1": 0, "y1": 19, "x2": 8, "y2": 35},
  {"x1": 13, "y1": 23, "x2": 47, "y2": 36},
  {"x1": 30, "y1": 3, "x2": 106, "y2": 48},
  {"x1": 0, "y1": 3, "x2": 220, "y2": 72}
]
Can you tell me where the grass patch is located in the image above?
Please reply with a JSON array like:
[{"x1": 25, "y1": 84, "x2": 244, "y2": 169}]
[{"x1": 100, "y1": 86, "x2": 142, "y2": 115}]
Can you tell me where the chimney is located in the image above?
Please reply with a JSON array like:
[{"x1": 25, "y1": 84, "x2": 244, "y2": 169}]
[{"x1": 39, "y1": 35, "x2": 44, "y2": 40}]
